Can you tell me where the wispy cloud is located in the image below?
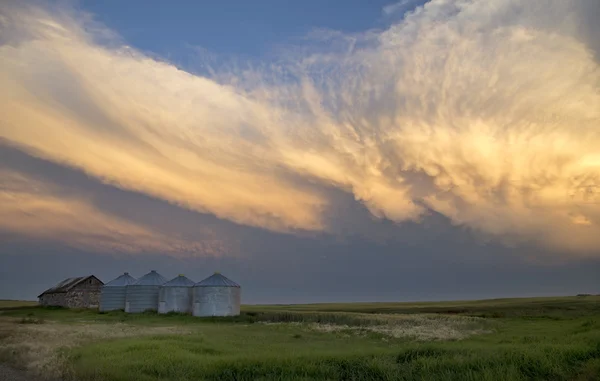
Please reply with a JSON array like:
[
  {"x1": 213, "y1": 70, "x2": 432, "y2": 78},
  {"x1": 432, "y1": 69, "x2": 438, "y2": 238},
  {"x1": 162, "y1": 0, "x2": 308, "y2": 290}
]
[
  {"x1": 382, "y1": 1, "x2": 418, "y2": 16},
  {"x1": 0, "y1": 167, "x2": 232, "y2": 257},
  {"x1": 0, "y1": 0, "x2": 599, "y2": 256}
]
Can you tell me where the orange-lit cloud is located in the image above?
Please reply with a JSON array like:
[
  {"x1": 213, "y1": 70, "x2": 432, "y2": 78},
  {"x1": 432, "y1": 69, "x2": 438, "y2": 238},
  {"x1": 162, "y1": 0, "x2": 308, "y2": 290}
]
[
  {"x1": 0, "y1": 168, "x2": 232, "y2": 257},
  {"x1": 0, "y1": 1, "x2": 599, "y2": 256}
]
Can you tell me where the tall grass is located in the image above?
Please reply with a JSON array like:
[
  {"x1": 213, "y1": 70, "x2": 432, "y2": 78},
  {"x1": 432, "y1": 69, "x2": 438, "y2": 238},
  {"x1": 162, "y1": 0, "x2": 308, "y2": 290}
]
[
  {"x1": 1, "y1": 296, "x2": 599, "y2": 380},
  {"x1": 67, "y1": 325, "x2": 600, "y2": 381}
]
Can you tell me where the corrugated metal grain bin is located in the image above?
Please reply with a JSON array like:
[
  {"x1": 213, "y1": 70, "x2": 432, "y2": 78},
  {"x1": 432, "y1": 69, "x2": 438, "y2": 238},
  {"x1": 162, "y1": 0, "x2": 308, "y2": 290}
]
[
  {"x1": 192, "y1": 272, "x2": 241, "y2": 317},
  {"x1": 99, "y1": 272, "x2": 137, "y2": 312},
  {"x1": 158, "y1": 275, "x2": 195, "y2": 314},
  {"x1": 125, "y1": 270, "x2": 167, "y2": 313}
]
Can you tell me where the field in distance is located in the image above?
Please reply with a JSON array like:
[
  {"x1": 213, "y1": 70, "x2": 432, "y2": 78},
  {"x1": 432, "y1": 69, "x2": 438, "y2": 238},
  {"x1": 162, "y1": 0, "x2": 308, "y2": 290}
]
[
  {"x1": 246, "y1": 295, "x2": 600, "y2": 317},
  {"x1": 0, "y1": 300, "x2": 38, "y2": 309},
  {"x1": 0, "y1": 295, "x2": 599, "y2": 381}
]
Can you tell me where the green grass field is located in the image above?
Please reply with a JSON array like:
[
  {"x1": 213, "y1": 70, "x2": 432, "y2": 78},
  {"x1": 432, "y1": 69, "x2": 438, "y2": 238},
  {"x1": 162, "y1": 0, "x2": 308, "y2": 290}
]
[{"x1": 1, "y1": 296, "x2": 599, "y2": 380}]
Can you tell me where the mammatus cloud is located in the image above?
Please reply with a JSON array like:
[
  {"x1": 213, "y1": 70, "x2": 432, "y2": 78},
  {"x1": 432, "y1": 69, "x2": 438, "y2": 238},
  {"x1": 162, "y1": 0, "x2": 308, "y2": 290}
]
[{"x1": 0, "y1": 0, "x2": 599, "y2": 256}]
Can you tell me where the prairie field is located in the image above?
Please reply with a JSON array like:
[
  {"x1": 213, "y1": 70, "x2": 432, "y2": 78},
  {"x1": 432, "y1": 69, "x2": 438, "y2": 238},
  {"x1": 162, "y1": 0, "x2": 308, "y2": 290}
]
[
  {"x1": 0, "y1": 299, "x2": 39, "y2": 309},
  {"x1": 0, "y1": 296, "x2": 599, "y2": 381}
]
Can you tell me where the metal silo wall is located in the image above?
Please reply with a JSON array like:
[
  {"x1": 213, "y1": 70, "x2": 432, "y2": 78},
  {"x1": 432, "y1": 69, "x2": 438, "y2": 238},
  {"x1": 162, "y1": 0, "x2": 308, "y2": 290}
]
[
  {"x1": 99, "y1": 287, "x2": 127, "y2": 311},
  {"x1": 158, "y1": 287, "x2": 193, "y2": 314},
  {"x1": 125, "y1": 285, "x2": 160, "y2": 313},
  {"x1": 192, "y1": 287, "x2": 241, "y2": 317}
]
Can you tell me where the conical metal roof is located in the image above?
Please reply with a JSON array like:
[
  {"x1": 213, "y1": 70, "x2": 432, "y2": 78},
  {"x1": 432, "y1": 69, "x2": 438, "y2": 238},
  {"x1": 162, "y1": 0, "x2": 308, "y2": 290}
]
[
  {"x1": 195, "y1": 272, "x2": 240, "y2": 288},
  {"x1": 162, "y1": 275, "x2": 195, "y2": 287},
  {"x1": 103, "y1": 272, "x2": 137, "y2": 287},
  {"x1": 132, "y1": 270, "x2": 167, "y2": 286}
]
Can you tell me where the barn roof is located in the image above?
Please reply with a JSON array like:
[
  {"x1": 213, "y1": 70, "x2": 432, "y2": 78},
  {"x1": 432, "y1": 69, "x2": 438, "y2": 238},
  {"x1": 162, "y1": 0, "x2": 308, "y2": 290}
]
[
  {"x1": 38, "y1": 275, "x2": 103, "y2": 297},
  {"x1": 194, "y1": 272, "x2": 240, "y2": 288}
]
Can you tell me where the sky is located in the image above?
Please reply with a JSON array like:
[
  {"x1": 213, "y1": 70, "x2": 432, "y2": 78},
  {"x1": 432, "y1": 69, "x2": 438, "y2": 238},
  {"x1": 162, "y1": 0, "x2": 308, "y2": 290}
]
[{"x1": 1, "y1": 0, "x2": 599, "y2": 303}]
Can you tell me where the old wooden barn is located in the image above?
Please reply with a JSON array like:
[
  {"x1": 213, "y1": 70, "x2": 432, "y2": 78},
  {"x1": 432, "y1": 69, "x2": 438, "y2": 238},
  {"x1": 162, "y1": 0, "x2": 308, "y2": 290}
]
[{"x1": 38, "y1": 275, "x2": 104, "y2": 308}]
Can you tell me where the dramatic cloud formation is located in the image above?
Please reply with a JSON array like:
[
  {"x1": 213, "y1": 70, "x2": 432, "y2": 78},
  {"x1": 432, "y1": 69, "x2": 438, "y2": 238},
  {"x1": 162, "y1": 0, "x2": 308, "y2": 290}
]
[
  {"x1": 0, "y1": 165, "x2": 231, "y2": 256},
  {"x1": 0, "y1": 0, "x2": 599, "y2": 256}
]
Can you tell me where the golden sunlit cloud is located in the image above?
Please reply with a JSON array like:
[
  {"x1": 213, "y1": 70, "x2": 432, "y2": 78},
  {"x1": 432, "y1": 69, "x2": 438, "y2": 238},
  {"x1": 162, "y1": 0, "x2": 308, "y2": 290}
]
[
  {"x1": 0, "y1": 0, "x2": 599, "y2": 256},
  {"x1": 0, "y1": 168, "x2": 232, "y2": 257}
]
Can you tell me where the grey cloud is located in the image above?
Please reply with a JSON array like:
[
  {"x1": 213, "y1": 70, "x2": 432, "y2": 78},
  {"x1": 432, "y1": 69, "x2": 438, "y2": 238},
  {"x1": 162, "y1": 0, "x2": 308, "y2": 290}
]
[
  {"x1": 0, "y1": 0, "x2": 599, "y2": 263},
  {"x1": 0, "y1": 139, "x2": 466, "y2": 253}
]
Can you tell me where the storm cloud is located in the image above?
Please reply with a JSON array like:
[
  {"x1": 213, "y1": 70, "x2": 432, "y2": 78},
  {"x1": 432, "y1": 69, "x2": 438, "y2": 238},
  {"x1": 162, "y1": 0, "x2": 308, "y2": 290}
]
[{"x1": 0, "y1": 0, "x2": 599, "y2": 259}]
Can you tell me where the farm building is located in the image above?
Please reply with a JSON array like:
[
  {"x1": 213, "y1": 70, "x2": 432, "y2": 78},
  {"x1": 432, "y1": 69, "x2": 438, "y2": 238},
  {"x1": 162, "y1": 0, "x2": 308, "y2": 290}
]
[
  {"x1": 158, "y1": 275, "x2": 195, "y2": 314},
  {"x1": 99, "y1": 272, "x2": 137, "y2": 312},
  {"x1": 38, "y1": 275, "x2": 104, "y2": 308},
  {"x1": 125, "y1": 270, "x2": 167, "y2": 313},
  {"x1": 192, "y1": 272, "x2": 241, "y2": 317}
]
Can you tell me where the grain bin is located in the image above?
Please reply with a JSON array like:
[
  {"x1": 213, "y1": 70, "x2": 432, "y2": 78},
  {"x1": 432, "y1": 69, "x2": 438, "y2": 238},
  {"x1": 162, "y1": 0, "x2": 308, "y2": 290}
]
[
  {"x1": 192, "y1": 272, "x2": 241, "y2": 317},
  {"x1": 99, "y1": 272, "x2": 137, "y2": 312},
  {"x1": 125, "y1": 270, "x2": 167, "y2": 313},
  {"x1": 158, "y1": 275, "x2": 195, "y2": 314}
]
